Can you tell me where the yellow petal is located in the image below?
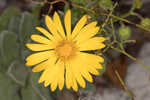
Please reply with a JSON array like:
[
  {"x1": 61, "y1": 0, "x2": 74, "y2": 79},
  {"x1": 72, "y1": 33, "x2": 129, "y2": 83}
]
[
  {"x1": 66, "y1": 60, "x2": 87, "y2": 90},
  {"x1": 93, "y1": 63, "x2": 103, "y2": 69},
  {"x1": 38, "y1": 57, "x2": 58, "y2": 83},
  {"x1": 39, "y1": 68, "x2": 52, "y2": 84},
  {"x1": 70, "y1": 62, "x2": 86, "y2": 88},
  {"x1": 68, "y1": 53, "x2": 93, "y2": 83},
  {"x1": 72, "y1": 78, "x2": 78, "y2": 91},
  {"x1": 32, "y1": 61, "x2": 48, "y2": 72},
  {"x1": 44, "y1": 81, "x2": 50, "y2": 87},
  {"x1": 79, "y1": 37, "x2": 106, "y2": 51},
  {"x1": 32, "y1": 59, "x2": 53, "y2": 72},
  {"x1": 78, "y1": 27, "x2": 100, "y2": 43},
  {"x1": 45, "y1": 15, "x2": 62, "y2": 40},
  {"x1": 53, "y1": 12, "x2": 66, "y2": 39},
  {"x1": 36, "y1": 27, "x2": 54, "y2": 41},
  {"x1": 87, "y1": 67, "x2": 99, "y2": 75},
  {"x1": 71, "y1": 15, "x2": 87, "y2": 39},
  {"x1": 75, "y1": 73, "x2": 86, "y2": 88},
  {"x1": 65, "y1": 64, "x2": 73, "y2": 89},
  {"x1": 26, "y1": 51, "x2": 54, "y2": 66},
  {"x1": 32, "y1": 51, "x2": 57, "y2": 72},
  {"x1": 38, "y1": 60, "x2": 65, "y2": 91},
  {"x1": 44, "y1": 67, "x2": 59, "y2": 84},
  {"x1": 64, "y1": 10, "x2": 71, "y2": 39},
  {"x1": 81, "y1": 70, "x2": 93, "y2": 83},
  {"x1": 58, "y1": 65, "x2": 65, "y2": 90},
  {"x1": 80, "y1": 52, "x2": 104, "y2": 63},
  {"x1": 67, "y1": 52, "x2": 104, "y2": 83},
  {"x1": 73, "y1": 21, "x2": 97, "y2": 42},
  {"x1": 65, "y1": 52, "x2": 92, "y2": 89},
  {"x1": 31, "y1": 34, "x2": 52, "y2": 45},
  {"x1": 51, "y1": 79, "x2": 58, "y2": 91},
  {"x1": 26, "y1": 44, "x2": 53, "y2": 51}
]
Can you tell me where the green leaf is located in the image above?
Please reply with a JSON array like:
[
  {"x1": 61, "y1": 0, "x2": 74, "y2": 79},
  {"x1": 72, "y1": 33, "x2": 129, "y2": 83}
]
[
  {"x1": 118, "y1": 25, "x2": 131, "y2": 40},
  {"x1": 8, "y1": 16, "x2": 21, "y2": 34},
  {"x1": 0, "y1": 53, "x2": 2, "y2": 68},
  {"x1": 0, "y1": 7, "x2": 20, "y2": 32},
  {"x1": 70, "y1": 7, "x2": 85, "y2": 26},
  {"x1": 19, "y1": 12, "x2": 35, "y2": 45},
  {"x1": 0, "y1": 31, "x2": 19, "y2": 72},
  {"x1": 7, "y1": 60, "x2": 29, "y2": 86},
  {"x1": 21, "y1": 72, "x2": 53, "y2": 100},
  {"x1": 70, "y1": 0, "x2": 88, "y2": 6},
  {"x1": 32, "y1": 5, "x2": 41, "y2": 24},
  {"x1": 141, "y1": 18, "x2": 150, "y2": 29},
  {"x1": 21, "y1": 50, "x2": 31, "y2": 60},
  {"x1": 132, "y1": 0, "x2": 142, "y2": 9},
  {"x1": 21, "y1": 85, "x2": 42, "y2": 100},
  {"x1": 99, "y1": 0, "x2": 113, "y2": 11},
  {"x1": 0, "y1": 73, "x2": 20, "y2": 100}
]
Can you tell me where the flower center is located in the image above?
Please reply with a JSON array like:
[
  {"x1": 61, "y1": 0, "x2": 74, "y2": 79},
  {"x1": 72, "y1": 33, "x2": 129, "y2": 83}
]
[{"x1": 55, "y1": 40, "x2": 76, "y2": 61}]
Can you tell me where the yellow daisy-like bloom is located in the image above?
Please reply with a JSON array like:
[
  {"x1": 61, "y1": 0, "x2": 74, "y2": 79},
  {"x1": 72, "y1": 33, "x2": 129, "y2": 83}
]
[{"x1": 26, "y1": 10, "x2": 106, "y2": 92}]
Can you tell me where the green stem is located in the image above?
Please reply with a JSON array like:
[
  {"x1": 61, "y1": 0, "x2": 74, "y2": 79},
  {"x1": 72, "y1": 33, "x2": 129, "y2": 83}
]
[
  {"x1": 102, "y1": 14, "x2": 150, "y2": 32},
  {"x1": 115, "y1": 70, "x2": 134, "y2": 100},
  {"x1": 121, "y1": 11, "x2": 133, "y2": 18},
  {"x1": 111, "y1": 46, "x2": 150, "y2": 71},
  {"x1": 111, "y1": 19, "x2": 117, "y2": 41},
  {"x1": 131, "y1": 12, "x2": 144, "y2": 19}
]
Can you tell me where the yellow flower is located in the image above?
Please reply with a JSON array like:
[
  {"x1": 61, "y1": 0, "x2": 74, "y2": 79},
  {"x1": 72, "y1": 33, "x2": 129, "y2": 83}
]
[{"x1": 26, "y1": 10, "x2": 106, "y2": 92}]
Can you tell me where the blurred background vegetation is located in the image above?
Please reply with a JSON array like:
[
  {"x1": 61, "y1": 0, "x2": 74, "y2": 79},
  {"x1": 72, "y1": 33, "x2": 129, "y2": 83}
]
[{"x1": 0, "y1": 0, "x2": 150, "y2": 100}]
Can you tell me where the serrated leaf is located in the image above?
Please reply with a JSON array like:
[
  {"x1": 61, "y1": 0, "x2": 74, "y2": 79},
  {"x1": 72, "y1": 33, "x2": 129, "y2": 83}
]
[
  {"x1": 21, "y1": 72, "x2": 53, "y2": 100},
  {"x1": 7, "y1": 60, "x2": 29, "y2": 86},
  {"x1": 0, "y1": 73, "x2": 20, "y2": 100},
  {"x1": 0, "y1": 7, "x2": 20, "y2": 32},
  {"x1": 0, "y1": 31, "x2": 19, "y2": 72},
  {"x1": 19, "y1": 12, "x2": 35, "y2": 45}
]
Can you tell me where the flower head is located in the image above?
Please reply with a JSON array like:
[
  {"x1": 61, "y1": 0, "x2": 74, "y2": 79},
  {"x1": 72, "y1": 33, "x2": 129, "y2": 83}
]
[{"x1": 26, "y1": 10, "x2": 106, "y2": 91}]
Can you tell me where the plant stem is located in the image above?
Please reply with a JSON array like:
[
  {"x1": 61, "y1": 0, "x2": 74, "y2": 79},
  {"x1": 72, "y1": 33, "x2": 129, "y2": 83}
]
[
  {"x1": 110, "y1": 46, "x2": 150, "y2": 71},
  {"x1": 114, "y1": 70, "x2": 134, "y2": 100}
]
